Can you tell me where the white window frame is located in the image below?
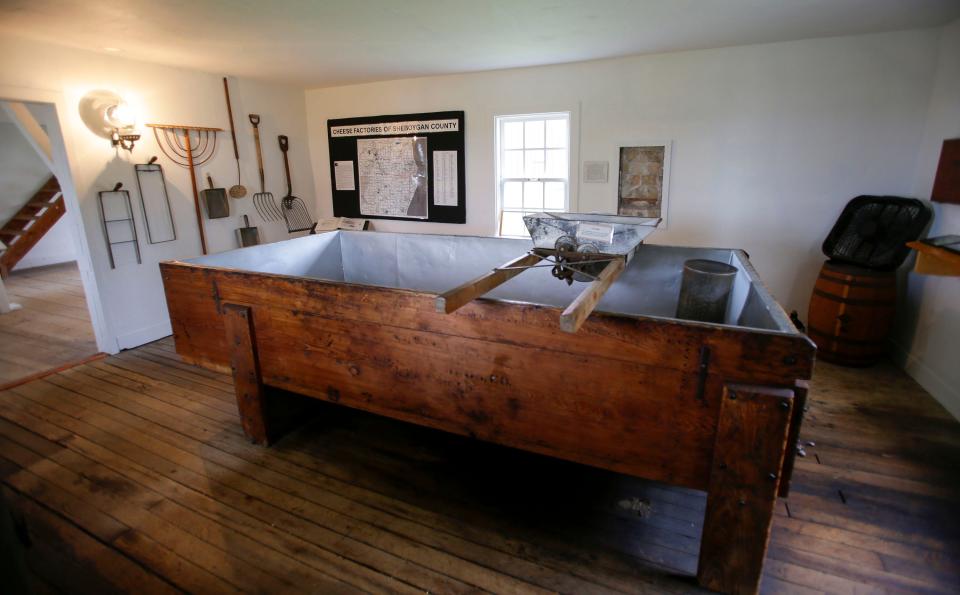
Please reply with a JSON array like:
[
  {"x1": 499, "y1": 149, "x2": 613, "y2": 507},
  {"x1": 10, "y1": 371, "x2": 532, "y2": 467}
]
[{"x1": 495, "y1": 111, "x2": 571, "y2": 237}]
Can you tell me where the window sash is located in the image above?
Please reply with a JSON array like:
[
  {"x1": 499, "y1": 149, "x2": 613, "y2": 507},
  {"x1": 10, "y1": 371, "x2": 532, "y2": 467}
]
[
  {"x1": 499, "y1": 179, "x2": 567, "y2": 212},
  {"x1": 500, "y1": 177, "x2": 568, "y2": 183},
  {"x1": 496, "y1": 112, "x2": 570, "y2": 237}
]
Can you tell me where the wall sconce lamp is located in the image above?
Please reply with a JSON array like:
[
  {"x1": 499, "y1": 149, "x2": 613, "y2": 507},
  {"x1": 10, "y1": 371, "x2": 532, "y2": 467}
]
[{"x1": 105, "y1": 101, "x2": 140, "y2": 151}]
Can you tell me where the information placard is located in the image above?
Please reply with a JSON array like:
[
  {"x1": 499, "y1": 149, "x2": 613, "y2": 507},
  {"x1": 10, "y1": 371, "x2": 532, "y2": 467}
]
[{"x1": 327, "y1": 111, "x2": 465, "y2": 223}]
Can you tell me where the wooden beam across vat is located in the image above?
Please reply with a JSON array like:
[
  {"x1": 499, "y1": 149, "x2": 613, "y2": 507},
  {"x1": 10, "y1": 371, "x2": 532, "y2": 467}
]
[
  {"x1": 435, "y1": 252, "x2": 541, "y2": 314},
  {"x1": 438, "y1": 251, "x2": 628, "y2": 332},
  {"x1": 559, "y1": 257, "x2": 625, "y2": 333}
]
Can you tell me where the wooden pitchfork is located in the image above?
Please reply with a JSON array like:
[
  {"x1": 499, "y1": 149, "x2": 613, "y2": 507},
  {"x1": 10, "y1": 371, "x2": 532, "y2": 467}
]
[
  {"x1": 248, "y1": 114, "x2": 282, "y2": 221},
  {"x1": 278, "y1": 135, "x2": 313, "y2": 232}
]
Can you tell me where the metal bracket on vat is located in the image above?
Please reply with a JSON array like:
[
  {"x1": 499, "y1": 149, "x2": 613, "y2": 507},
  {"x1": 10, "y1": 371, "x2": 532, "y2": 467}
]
[{"x1": 695, "y1": 345, "x2": 711, "y2": 402}]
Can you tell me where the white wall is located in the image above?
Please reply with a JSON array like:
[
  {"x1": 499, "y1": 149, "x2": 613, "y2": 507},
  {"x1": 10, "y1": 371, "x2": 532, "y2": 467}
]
[
  {"x1": 0, "y1": 35, "x2": 317, "y2": 351},
  {"x1": 305, "y1": 29, "x2": 940, "y2": 317},
  {"x1": 13, "y1": 216, "x2": 75, "y2": 269},
  {"x1": 894, "y1": 19, "x2": 960, "y2": 419}
]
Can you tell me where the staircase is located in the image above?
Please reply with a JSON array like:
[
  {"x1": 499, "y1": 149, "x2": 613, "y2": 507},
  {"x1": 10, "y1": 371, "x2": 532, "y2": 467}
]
[{"x1": 0, "y1": 176, "x2": 65, "y2": 279}]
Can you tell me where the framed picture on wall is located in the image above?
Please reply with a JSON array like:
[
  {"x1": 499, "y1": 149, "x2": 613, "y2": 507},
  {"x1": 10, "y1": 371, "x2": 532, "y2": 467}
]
[{"x1": 614, "y1": 141, "x2": 671, "y2": 225}]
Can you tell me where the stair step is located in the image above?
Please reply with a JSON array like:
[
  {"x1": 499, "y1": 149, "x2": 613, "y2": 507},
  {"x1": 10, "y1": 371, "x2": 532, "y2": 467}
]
[{"x1": 0, "y1": 177, "x2": 64, "y2": 277}]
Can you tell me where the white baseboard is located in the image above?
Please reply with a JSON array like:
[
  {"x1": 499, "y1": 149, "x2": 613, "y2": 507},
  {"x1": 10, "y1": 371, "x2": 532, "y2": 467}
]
[
  {"x1": 15, "y1": 254, "x2": 76, "y2": 270},
  {"x1": 115, "y1": 320, "x2": 173, "y2": 351},
  {"x1": 890, "y1": 339, "x2": 960, "y2": 421}
]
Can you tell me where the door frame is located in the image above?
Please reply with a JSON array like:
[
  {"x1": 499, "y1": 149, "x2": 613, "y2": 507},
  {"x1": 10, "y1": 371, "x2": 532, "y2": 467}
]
[{"x1": 0, "y1": 84, "x2": 112, "y2": 354}]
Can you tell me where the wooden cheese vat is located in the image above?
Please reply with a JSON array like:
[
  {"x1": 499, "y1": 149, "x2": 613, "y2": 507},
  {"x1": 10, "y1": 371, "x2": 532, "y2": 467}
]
[{"x1": 161, "y1": 231, "x2": 815, "y2": 594}]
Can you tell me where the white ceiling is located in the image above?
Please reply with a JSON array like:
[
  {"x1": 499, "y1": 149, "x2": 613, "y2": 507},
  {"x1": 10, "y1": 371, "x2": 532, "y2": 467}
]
[{"x1": 2, "y1": 0, "x2": 959, "y2": 88}]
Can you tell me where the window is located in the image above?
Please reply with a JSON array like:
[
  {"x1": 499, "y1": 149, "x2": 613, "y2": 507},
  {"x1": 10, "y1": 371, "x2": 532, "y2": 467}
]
[{"x1": 495, "y1": 112, "x2": 570, "y2": 237}]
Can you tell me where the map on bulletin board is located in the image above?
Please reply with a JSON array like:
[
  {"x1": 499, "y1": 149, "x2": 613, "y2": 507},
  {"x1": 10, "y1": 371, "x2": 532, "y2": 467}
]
[
  {"x1": 357, "y1": 136, "x2": 429, "y2": 218},
  {"x1": 327, "y1": 111, "x2": 466, "y2": 224}
]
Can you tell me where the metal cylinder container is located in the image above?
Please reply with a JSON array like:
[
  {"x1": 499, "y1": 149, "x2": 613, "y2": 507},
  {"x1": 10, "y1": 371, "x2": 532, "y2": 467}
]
[{"x1": 676, "y1": 259, "x2": 738, "y2": 323}]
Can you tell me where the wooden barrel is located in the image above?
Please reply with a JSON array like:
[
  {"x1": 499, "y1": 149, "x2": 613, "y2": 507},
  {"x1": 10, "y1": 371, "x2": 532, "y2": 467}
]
[{"x1": 807, "y1": 261, "x2": 896, "y2": 367}]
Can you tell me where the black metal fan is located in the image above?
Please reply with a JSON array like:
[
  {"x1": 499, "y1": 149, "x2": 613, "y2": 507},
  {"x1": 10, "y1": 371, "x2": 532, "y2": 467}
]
[{"x1": 822, "y1": 196, "x2": 932, "y2": 270}]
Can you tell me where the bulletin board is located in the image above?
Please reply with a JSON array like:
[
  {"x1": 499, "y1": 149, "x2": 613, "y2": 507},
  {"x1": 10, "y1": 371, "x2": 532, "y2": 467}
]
[{"x1": 327, "y1": 111, "x2": 466, "y2": 223}]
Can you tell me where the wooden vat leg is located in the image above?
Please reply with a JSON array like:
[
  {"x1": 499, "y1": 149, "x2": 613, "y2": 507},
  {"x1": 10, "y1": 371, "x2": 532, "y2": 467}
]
[
  {"x1": 436, "y1": 252, "x2": 541, "y2": 314},
  {"x1": 697, "y1": 384, "x2": 794, "y2": 595},
  {"x1": 222, "y1": 303, "x2": 321, "y2": 445},
  {"x1": 222, "y1": 303, "x2": 273, "y2": 445}
]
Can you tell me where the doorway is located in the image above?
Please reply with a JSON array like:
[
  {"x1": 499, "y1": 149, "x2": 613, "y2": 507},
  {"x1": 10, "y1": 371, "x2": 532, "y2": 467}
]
[{"x1": 0, "y1": 96, "x2": 105, "y2": 388}]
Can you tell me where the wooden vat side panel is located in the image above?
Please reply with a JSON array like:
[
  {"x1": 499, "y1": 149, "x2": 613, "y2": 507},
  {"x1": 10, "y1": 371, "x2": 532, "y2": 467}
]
[
  {"x1": 697, "y1": 384, "x2": 793, "y2": 595},
  {"x1": 200, "y1": 267, "x2": 814, "y2": 386},
  {"x1": 778, "y1": 379, "x2": 809, "y2": 498},
  {"x1": 248, "y1": 304, "x2": 723, "y2": 490},
  {"x1": 160, "y1": 263, "x2": 230, "y2": 372}
]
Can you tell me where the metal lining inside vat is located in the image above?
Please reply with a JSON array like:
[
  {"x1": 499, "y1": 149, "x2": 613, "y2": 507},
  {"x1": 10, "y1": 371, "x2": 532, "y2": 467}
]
[{"x1": 185, "y1": 230, "x2": 792, "y2": 333}]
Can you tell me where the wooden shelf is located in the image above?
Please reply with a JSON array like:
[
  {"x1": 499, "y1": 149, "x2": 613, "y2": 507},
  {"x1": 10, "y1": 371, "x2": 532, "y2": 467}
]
[{"x1": 907, "y1": 240, "x2": 960, "y2": 276}]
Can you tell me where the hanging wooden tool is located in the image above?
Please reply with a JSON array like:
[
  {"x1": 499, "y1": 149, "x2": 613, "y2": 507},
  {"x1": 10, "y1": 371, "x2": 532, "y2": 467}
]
[
  {"x1": 222, "y1": 77, "x2": 247, "y2": 198},
  {"x1": 249, "y1": 115, "x2": 282, "y2": 221},
  {"x1": 278, "y1": 135, "x2": 313, "y2": 232},
  {"x1": 146, "y1": 123, "x2": 222, "y2": 255}
]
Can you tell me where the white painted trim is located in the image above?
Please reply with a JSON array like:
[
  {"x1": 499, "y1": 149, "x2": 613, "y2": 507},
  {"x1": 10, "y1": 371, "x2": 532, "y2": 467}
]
[
  {"x1": 14, "y1": 253, "x2": 77, "y2": 270},
  {"x1": 610, "y1": 139, "x2": 673, "y2": 229},
  {"x1": 0, "y1": 84, "x2": 115, "y2": 354},
  {"x1": 890, "y1": 338, "x2": 960, "y2": 421},
  {"x1": 116, "y1": 320, "x2": 172, "y2": 351},
  {"x1": 489, "y1": 101, "x2": 581, "y2": 236},
  {"x1": 0, "y1": 276, "x2": 22, "y2": 314},
  {"x1": 493, "y1": 109, "x2": 579, "y2": 237}
]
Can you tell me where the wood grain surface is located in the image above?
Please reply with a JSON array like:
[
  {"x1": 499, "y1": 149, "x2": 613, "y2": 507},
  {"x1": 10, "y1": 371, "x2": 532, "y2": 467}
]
[
  {"x1": 698, "y1": 385, "x2": 794, "y2": 594},
  {"x1": 0, "y1": 263, "x2": 98, "y2": 386},
  {"x1": 160, "y1": 260, "x2": 818, "y2": 592},
  {"x1": 0, "y1": 339, "x2": 957, "y2": 593}
]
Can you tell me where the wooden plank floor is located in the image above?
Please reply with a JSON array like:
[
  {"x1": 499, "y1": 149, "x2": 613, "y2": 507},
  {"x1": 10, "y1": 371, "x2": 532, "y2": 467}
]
[
  {"x1": 1, "y1": 338, "x2": 958, "y2": 594},
  {"x1": 0, "y1": 262, "x2": 98, "y2": 386}
]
